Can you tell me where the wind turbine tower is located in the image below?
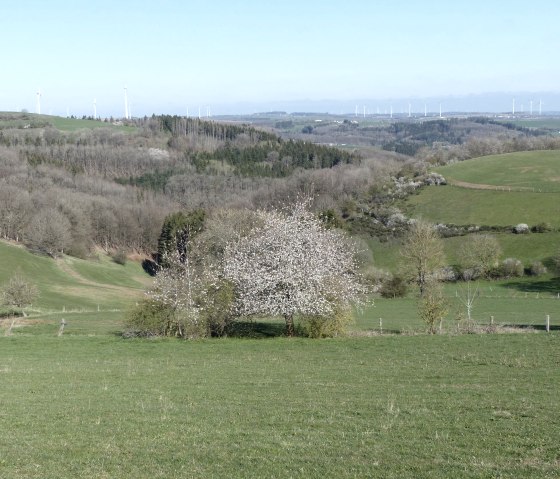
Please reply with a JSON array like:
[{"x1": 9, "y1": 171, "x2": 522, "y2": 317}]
[
  {"x1": 530, "y1": 100, "x2": 533, "y2": 116},
  {"x1": 124, "y1": 86, "x2": 129, "y2": 120},
  {"x1": 36, "y1": 90, "x2": 41, "y2": 114},
  {"x1": 512, "y1": 98, "x2": 515, "y2": 116},
  {"x1": 439, "y1": 103, "x2": 442, "y2": 118},
  {"x1": 539, "y1": 99, "x2": 542, "y2": 116},
  {"x1": 93, "y1": 99, "x2": 97, "y2": 119}
]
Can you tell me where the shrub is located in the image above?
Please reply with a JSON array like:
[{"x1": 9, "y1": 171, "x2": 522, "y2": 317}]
[
  {"x1": 198, "y1": 279, "x2": 235, "y2": 337},
  {"x1": 513, "y1": 223, "x2": 530, "y2": 234},
  {"x1": 379, "y1": 276, "x2": 407, "y2": 298},
  {"x1": 1, "y1": 273, "x2": 39, "y2": 308},
  {"x1": 301, "y1": 304, "x2": 353, "y2": 338},
  {"x1": 529, "y1": 261, "x2": 547, "y2": 277},
  {"x1": 500, "y1": 258, "x2": 524, "y2": 278},
  {"x1": 531, "y1": 222, "x2": 552, "y2": 233},
  {"x1": 124, "y1": 298, "x2": 175, "y2": 337},
  {"x1": 111, "y1": 249, "x2": 128, "y2": 265}
]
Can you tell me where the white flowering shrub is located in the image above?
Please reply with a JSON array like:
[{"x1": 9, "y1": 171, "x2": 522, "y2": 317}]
[
  {"x1": 128, "y1": 251, "x2": 209, "y2": 338},
  {"x1": 223, "y1": 200, "x2": 368, "y2": 336}
]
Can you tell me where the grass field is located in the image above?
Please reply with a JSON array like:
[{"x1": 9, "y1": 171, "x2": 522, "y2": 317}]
[
  {"x1": 0, "y1": 241, "x2": 149, "y2": 332},
  {"x1": 2, "y1": 241, "x2": 560, "y2": 478},
  {"x1": 433, "y1": 150, "x2": 560, "y2": 193},
  {"x1": 407, "y1": 184, "x2": 560, "y2": 227},
  {"x1": 1, "y1": 334, "x2": 559, "y2": 479},
  {"x1": 0, "y1": 112, "x2": 135, "y2": 132}
]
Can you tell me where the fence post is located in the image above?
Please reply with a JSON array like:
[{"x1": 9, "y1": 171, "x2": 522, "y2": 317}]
[
  {"x1": 546, "y1": 315, "x2": 550, "y2": 333},
  {"x1": 379, "y1": 318, "x2": 383, "y2": 334},
  {"x1": 58, "y1": 319, "x2": 66, "y2": 337}
]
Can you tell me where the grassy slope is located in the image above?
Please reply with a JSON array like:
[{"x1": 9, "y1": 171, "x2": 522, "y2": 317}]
[
  {"x1": 0, "y1": 112, "x2": 135, "y2": 132},
  {"x1": 407, "y1": 187, "x2": 560, "y2": 227},
  {"x1": 0, "y1": 334, "x2": 558, "y2": 479},
  {"x1": 406, "y1": 150, "x2": 560, "y2": 228},
  {"x1": 434, "y1": 150, "x2": 560, "y2": 192},
  {"x1": 0, "y1": 241, "x2": 149, "y2": 333}
]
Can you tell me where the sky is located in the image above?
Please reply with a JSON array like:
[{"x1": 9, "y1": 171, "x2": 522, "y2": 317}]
[{"x1": 0, "y1": 0, "x2": 558, "y2": 116}]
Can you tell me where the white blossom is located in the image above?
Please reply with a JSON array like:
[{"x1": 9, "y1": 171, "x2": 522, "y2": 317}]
[{"x1": 223, "y1": 200, "x2": 367, "y2": 327}]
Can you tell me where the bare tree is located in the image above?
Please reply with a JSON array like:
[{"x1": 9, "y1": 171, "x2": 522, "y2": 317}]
[
  {"x1": 400, "y1": 221, "x2": 446, "y2": 296},
  {"x1": 25, "y1": 208, "x2": 72, "y2": 257},
  {"x1": 418, "y1": 281, "x2": 448, "y2": 334},
  {"x1": 459, "y1": 234, "x2": 501, "y2": 279}
]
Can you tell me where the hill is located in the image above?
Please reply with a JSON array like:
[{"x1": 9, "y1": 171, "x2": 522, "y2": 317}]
[
  {"x1": 0, "y1": 241, "x2": 150, "y2": 334},
  {"x1": 406, "y1": 150, "x2": 560, "y2": 227}
]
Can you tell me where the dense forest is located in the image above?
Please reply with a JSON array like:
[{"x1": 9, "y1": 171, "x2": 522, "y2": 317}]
[{"x1": 1, "y1": 112, "x2": 559, "y2": 259}]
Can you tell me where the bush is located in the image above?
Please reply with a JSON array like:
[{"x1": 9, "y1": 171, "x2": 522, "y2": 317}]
[
  {"x1": 301, "y1": 304, "x2": 353, "y2": 338},
  {"x1": 1, "y1": 273, "x2": 39, "y2": 308},
  {"x1": 529, "y1": 261, "x2": 547, "y2": 277},
  {"x1": 500, "y1": 258, "x2": 524, "y2": 278},
  {"x1": 379, "y1": 276, "x2": 407, "y2": 298},
  {"x1": 513, "y1": 223, "x2": 530, "y2": 234},
  {"x1": 124, "y1": 298, "x2": 175, "y2": 337},
  {"x1": 198, "y1": 279, "x2": 235, "y2": 337},
  {"x1": 531, "y1": 222, "x2": 552, "y2": 233},
  {"x1": 111, "y1": 250, "x2": 128, "y2": 265}
]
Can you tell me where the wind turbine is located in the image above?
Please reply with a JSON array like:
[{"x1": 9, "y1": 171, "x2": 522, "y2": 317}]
[
  {"x1": 512, "y1": 98, "x2": 515, "y2": 116},
  {"x1": 539, "y1": 99, "x2": 542, "y2": 116},
  {"x1": 36, "y1": 90, "x2": 41, "y2": 114},
  {"x1": 93, "y1": 99, "x2": 97, "y2": 119},
  {"x1": 530, "y1": 100, "x2": 533, "y2": 116},
  {"x1": 124, "y1": 85, "x2": 129, "y2": 119}
]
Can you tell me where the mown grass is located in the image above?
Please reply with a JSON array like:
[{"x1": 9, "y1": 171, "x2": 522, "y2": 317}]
[
  {"x1": 434, "y1": 150, "x2": 560, "y2": 192},
  {"x1": 406, "y1": 186, "x2": 560, "y2": 228},
  {"x1": 0, "y1": 334, "x2": 558, "y2": 479},
  {"x1": 0, "y1": 241, "x2": 147, "y2": 326}
]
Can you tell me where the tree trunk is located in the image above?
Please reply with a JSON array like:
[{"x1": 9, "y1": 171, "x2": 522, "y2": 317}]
[{"x1": 285, "y1": 314, "x2": 294, "y2": 337}]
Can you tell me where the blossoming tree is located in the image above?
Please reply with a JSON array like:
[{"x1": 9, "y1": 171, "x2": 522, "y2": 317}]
[{"x1": 223, "y1": 200, "x2": 367, "y2": 336}]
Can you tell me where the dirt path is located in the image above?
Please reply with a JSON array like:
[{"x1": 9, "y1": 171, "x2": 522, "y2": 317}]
[
  {"x1": 448, "y1": 179, "x2": 534, "y2": 191},
  {"x1": 55, "y1": 258, "x2": 145, "y2": 298}
]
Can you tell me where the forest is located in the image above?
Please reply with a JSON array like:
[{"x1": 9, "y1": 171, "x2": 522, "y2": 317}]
[{"x1": 1, "y1": 112, "x2": 559, "y2": 259}]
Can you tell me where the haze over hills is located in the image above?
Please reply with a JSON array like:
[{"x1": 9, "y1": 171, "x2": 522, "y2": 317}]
[
  {"x1": 8, "y1": 91, "x2": 560, "y2": 119},
  {"x1": 195, "y1": 91, "x2": 560, "y2": 118}
]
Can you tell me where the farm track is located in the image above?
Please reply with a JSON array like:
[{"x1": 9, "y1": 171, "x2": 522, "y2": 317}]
[
  {"x1": 55, "y1": 258, "x2": 144, "y2": 297},
  {"x1": 448, "y1": 179, "x2": 535, "y2": 191}
]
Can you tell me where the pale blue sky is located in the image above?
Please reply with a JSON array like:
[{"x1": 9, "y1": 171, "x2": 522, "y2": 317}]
[{"x1": 1, "y1": 0, "x2": 558, "y2": 116}]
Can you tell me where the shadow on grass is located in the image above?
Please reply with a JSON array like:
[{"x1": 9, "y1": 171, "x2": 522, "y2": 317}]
[
  {"x1": 502, "y1": 276, "x2": 560, "y2": 294},
  {"x1": 225, "y1": 321, "x2": 288, "y2": 339},
  {"x1": 501, "y1": 323, "x2": 560, "y2": 331}
]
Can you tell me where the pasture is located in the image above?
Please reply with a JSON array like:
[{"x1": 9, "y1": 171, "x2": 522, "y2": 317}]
[
  {"x1": 434, "y1": 150, "x2": 560, "y2": 193},
  {"x1": 1, "y1": 334, "x2": 559, "y2": 479}
]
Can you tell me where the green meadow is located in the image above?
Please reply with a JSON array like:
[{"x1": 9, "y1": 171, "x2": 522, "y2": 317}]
[
  {"x1": 434, "y1": 150, "x2": 560, "y2": 192},
  {"x1": 1, "y1": 334, "x2": 559, "y2": 479},
  {"x1": 2, "y1": 149, "x2": 560, "y2": 477}
]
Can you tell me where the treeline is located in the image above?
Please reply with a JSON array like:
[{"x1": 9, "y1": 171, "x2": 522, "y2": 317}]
[
  {"x1": 0, "y1": 146, "x2": 174, "y2": 256},
  {"x1": 0, "y1": 116, "x2": 407, "y2": 256}
]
